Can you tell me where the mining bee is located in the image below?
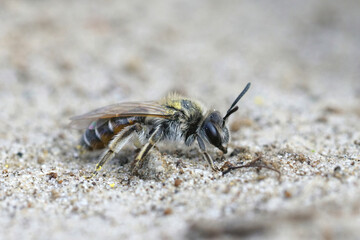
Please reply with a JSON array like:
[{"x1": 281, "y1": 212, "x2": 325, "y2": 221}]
[{"x1": 70, "y1": 83, "x2": 251, "y2": 177}]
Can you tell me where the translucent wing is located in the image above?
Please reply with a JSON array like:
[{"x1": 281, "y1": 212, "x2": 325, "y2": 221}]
[{"x1": 69, "y1": 101, "x2": 170, "y2": 129}]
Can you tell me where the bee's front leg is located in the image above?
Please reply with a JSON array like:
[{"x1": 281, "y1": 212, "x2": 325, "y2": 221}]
[
  {"x1": 202, "y1": 151, "x2": 220, "y2": 171},
  {"x1": 197, "y1": 136, "x2": 220, "y2": 171},
  {"x1": 131, "y1": 127, "x2": 163, "y2": 175}
]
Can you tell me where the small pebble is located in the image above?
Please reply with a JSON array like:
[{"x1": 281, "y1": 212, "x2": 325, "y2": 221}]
[
  {"x1": 164, "y1": 208, "x2": 173, "y2": 215},
  {"x1": 174, "y1": 179, "x2": 182, "y2": 187}
]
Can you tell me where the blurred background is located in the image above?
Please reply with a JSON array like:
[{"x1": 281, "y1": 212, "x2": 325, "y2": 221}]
[{"x1": 1, "y1": 0, "x2": 359, "y2": 130}]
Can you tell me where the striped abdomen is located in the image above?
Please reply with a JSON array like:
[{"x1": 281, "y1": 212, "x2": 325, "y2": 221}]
[{"x1": 80, "y1": 117, "x2": 139, "y2": 150}]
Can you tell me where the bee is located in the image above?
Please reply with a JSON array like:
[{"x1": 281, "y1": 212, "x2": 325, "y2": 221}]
[{"x1": 70, "y1": 83, "x2": 251, "y2": 177}]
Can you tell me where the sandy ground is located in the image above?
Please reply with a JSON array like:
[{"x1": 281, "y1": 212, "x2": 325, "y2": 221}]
[{"x1": 1, "y1": 0, "x2": 360, "y2": 239}]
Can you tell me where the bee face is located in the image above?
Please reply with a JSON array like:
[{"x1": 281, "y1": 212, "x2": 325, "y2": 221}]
[{"x1": 200, "y1": 111, "x2": 229, "y2": 154}]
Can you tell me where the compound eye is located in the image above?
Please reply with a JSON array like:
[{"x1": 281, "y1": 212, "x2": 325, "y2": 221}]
[{"x1": 204, "y1": 122, "x2": 221, "y2": 146}]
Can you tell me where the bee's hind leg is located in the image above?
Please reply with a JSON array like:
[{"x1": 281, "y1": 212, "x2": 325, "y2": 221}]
[
  {"x1": 131, "y1": 127, "x2": 163, "y2": 175},
  {"x1": 87, "y1": 123, "x2": 143, "y2": 178}
]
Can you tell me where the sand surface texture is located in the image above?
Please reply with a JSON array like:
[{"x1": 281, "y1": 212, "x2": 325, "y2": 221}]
[{"x1": 1, "y1": 0, "x2": 359, "y2": 239}]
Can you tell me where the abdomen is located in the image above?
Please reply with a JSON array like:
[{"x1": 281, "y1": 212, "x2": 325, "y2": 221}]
[{"x1": 80, "y1": 117, "x2": 139, "y2": 150}]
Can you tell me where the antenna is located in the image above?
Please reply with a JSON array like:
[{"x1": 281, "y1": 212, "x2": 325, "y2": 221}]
[{"x1": 223, "y1": 82, "x2": 251, "y2": 121}]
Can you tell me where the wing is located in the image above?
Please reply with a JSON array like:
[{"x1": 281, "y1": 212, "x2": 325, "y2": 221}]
[{"x1": 69, "y1": 101, "x2": 171, "y2": 129}]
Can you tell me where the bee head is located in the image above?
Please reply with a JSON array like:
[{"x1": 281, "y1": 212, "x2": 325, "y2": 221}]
[
  {"x1": 201, "y1": 83, "x2": 251, "y2": 154},
  {"x1": 201, "y1": 111, "x2": 230, "y2": 153}
]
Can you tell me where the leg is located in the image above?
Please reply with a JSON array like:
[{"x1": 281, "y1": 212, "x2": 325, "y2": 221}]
[
  {"x1": 88, "y1": 123, "x2": 143, "y2": 178},
  {"x1": 131, "y1": 127, "x2": 163, "y2": 174},
  {"x1": 197, "y1": 136, "x2": 220, "y2": 171}
]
